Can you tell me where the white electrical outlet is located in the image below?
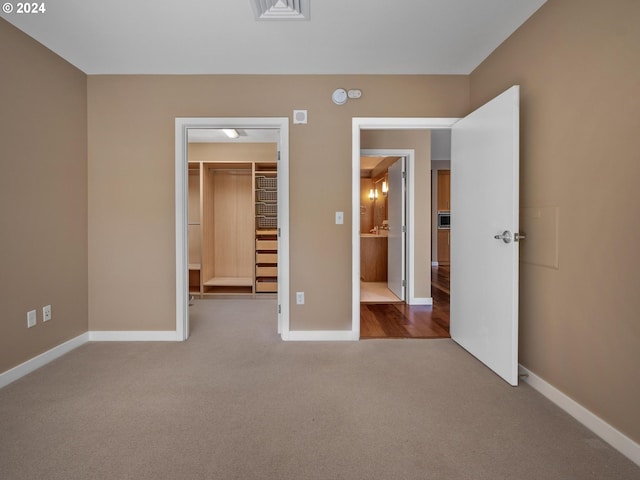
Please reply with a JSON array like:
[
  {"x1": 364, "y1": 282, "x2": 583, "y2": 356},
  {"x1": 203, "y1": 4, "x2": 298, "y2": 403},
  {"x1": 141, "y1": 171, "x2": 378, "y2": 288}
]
[
  {"x1": 335, "y1": 211, "x2": 344, "y2": 224},
  {"x1": 43, "y1": 305, "x2": 51, "y2": 322},
  {"x1": 296, "y1": 292, "x2": 305, "y2": 305},
  {"x1": 27, "y1": 310, "x2": 37, "y2": 328}
]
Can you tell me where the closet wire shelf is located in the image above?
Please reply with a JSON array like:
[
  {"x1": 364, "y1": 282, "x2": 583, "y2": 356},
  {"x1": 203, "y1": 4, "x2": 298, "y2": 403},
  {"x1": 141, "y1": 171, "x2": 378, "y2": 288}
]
[
  {"x1": 256, "y1": 176, "x2": 277, "y2": 190},
  {"x1": 256, "y1": 189, "x2": 277, "y2": 202},
  {"x1": 256, "y1": 216, "x2": 277, "y2": 229},
  {"x1": 256, "y1": 202, "x2": 277, "y2": 216}
]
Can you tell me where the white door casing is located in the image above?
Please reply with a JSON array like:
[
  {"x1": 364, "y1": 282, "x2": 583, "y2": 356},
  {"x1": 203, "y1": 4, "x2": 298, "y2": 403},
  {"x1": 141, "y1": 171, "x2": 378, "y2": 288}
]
[
  {"x1": 358, "y1": 149, "x2": 428, "y2": 308},
  {"x1": 175, "y1": 118, "x2": 290, "y2": 341},
  {"x1": 354, "y1": 132, "x2": 453, "y2": 339},
  {"x1": 450, "y1": 86, "x2": 520, "y2": 385}
]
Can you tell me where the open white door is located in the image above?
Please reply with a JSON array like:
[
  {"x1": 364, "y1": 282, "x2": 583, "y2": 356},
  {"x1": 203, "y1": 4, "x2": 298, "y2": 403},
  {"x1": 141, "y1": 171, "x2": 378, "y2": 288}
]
[
  {"x1": 387, "y1": 157, "x2": 405, "y2": 300},
  {"x1": 450, "y1": 86, "x2": 520, "y2": 386}
]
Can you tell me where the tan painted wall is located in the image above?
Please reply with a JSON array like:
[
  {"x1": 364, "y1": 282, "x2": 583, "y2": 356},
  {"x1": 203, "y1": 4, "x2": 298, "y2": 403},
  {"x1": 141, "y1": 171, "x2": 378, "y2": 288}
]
[
  {"x1": 361, "y1": 130, "x2": 432, "y2": 299},
  {"x1": 87, "y1": 75, "x2": 468, "y2": 331},
  {"x1": 470, "y1": 0, "x2": 640, "y2": 443},
  {"x1": 0, "y1": 19, "x2": 88, "y2": 373}
]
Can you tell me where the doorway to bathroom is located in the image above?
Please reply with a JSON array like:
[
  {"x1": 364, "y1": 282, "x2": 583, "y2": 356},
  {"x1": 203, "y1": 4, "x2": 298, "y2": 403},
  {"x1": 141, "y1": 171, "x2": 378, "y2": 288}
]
[{"x1": 359, "y1": 152, "x2": 405, "y2": 304}]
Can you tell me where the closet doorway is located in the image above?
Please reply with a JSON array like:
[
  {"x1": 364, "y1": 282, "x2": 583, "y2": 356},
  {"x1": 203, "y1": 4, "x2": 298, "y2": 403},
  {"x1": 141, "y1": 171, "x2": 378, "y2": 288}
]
[{"x1": 175, "y1": 118, "x2": 290, "y2": 341}]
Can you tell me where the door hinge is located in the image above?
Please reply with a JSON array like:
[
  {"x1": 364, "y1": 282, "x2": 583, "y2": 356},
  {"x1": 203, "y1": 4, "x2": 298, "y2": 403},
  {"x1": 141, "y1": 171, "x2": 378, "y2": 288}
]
[
  {"x1": 402, "y1": 280, "x2": 406, "y2": 287},
  {"x1": 278, "y1": 304, "x2": 281, "y2": 314},
  {"x1": 402, "y1": 171, "x2": 406, "y2": 179},
  {"x1": 278, "y1": 227, "x2": 281, "y2": 237},
  {"x1": 402, "y1": 225, "x2": 406, "y2": 233},
  {"x1": 277, "y1": 151, "x2": 281, "y2": 161}
]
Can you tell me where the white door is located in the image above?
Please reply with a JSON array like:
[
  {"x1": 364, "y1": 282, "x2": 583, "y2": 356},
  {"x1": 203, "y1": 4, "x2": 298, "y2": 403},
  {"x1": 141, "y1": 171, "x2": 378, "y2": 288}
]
[
  {"x1": 450, "y1": 86, "x2": 520, "y2": 386},
  {"x1": 387, "y1": 157, "x2": 405, "y2": 300}
]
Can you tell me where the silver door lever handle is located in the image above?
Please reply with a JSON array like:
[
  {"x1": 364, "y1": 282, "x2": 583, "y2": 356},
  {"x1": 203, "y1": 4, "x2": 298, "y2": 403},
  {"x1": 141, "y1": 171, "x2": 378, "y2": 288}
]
[
  {"x1": 494, "y1": 231, "x2": 526, "y2": 243},
  {"x1": 494, "y1": 231, "x2": 512, "y2": 243}
]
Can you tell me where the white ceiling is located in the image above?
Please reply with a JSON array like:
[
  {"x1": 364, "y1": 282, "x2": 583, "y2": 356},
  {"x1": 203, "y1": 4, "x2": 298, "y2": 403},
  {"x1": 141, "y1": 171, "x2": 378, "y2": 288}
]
[{"x1": 1, "y1": 0, "x2": 547, "y2": 75}]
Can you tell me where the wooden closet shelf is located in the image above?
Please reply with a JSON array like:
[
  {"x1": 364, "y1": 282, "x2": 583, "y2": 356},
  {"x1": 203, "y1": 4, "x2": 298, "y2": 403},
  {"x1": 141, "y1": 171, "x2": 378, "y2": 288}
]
[
  {"x1": 203, "y1": 276, "x2": 253, "y2": 287},
  {"x1": 256, "y1": 229, "x2": 278, "y2": 236}
]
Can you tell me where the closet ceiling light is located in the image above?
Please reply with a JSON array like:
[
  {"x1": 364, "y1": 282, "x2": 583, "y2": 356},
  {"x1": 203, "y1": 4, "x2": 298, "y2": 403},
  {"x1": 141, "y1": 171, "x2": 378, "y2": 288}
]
[
  {"x1": 251, "y1": 0, "x2": 310, "y2": 21},
  {"x1": 222, "y1": 129, "x2": 240, "y2": 139}
]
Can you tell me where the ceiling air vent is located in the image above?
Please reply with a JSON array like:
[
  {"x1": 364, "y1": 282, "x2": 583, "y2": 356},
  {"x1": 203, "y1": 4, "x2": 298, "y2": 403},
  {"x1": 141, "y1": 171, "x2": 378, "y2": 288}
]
[{"x1": 251, "y1": 0, "x2": 310, "y2": 21}]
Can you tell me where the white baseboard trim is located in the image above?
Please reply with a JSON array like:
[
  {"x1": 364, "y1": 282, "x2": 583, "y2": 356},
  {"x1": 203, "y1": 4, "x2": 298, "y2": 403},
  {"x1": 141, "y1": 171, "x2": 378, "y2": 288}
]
[
  {"x1": 0, "y1": 333, "x2": 89, "y2": 389},
  {"x1": 409, "y1": 297, "x2": 433, "y2": 306},
  {"x1": 519, "y1": 365, "x2": 640, "y2": 467},
  {"x1": 89, "y1": 331, "x2": 178, "y2": 341},
  {"x1": 283, "y1": 330, "x2": 358, "y2": 341}
]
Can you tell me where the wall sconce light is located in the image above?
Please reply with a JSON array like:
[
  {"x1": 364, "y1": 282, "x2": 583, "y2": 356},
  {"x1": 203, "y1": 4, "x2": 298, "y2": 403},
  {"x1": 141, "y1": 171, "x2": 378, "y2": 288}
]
[
  {"x1": 368, "y1": 189, "x2": 379, "y2": 200},
  {"x1": 382, "y1": 181, "x2": 388, "y2": 195}
]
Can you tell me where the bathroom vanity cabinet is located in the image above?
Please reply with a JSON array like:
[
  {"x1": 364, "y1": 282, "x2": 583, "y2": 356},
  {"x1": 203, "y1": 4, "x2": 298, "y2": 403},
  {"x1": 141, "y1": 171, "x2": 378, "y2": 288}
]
[{"x1": 360, "y1": 235, "x2": 388, "y2": 282}]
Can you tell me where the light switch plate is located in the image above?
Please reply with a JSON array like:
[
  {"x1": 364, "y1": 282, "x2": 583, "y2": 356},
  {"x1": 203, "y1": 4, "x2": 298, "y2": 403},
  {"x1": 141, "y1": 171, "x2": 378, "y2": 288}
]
[
  {"x1": 335, "y1": 211, "x2": 344, "y2": 224},
  {"x1": 27, "y1": 310, "x2": 36, "y2": 328}
]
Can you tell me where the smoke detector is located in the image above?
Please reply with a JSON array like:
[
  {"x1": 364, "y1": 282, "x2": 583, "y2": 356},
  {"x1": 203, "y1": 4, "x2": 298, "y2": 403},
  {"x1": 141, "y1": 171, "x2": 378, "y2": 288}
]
[{"x1": 251, "y1": 0, "x2": 310, "y2": 21}]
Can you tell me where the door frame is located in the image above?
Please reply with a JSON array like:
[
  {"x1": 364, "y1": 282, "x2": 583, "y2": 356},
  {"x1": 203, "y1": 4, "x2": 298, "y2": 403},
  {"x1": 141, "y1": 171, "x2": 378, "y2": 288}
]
[
  {"x1": 175, "y1": 117, "x2": 290, "y2": 341},
  {"x1": 360, "y1": 150, "x2": 409, "y2": 302},
  {"x1": 352, "y1": 118, "x2": 459, "y2": 338}
]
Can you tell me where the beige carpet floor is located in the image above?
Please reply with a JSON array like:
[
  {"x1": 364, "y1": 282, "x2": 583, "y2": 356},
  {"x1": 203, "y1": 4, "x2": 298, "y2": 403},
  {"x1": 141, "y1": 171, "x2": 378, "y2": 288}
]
[{"x1": 0, "y1": 298, "x2": 638, "y2": 480}]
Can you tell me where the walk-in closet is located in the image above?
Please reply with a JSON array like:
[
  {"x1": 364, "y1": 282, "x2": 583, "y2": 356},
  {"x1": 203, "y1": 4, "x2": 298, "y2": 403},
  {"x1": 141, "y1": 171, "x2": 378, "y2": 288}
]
[{"x1": 187, "y1": 141, "x2": 278, "y2": 297}]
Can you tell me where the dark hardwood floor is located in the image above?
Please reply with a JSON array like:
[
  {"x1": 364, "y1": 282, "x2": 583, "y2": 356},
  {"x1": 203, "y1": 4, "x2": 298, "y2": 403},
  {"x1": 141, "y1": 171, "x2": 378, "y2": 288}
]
[{"x1": 360, "y1": 266, "x2": 450, "y2": 339}]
